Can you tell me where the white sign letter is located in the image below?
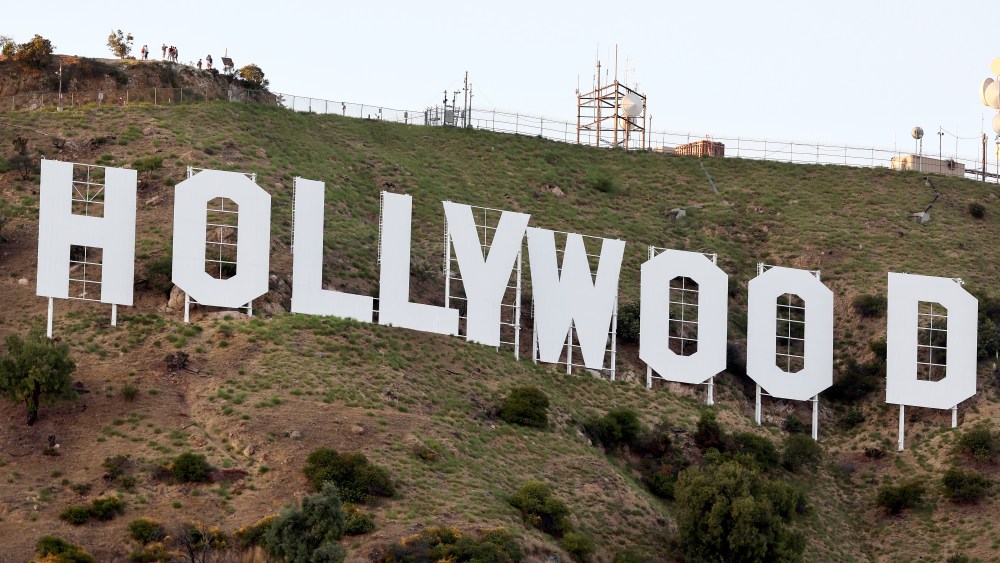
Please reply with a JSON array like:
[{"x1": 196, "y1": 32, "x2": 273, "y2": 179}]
[
  {"x1": 172, "y1": 170, "x2": 271, "y2": 308},
  {"x1": 640, "y1": 250, "x2": 728, "y2": 384},
  {"x1": 443, "y1": 202, "x2": 529, "y2": 346},
  {"x1": 746, "y1": 266, "x2": 833, "y2": 401},
  {"x1": 37, "y1": 160, "x2": 136, "y2": 305},
  {"x1": 527, "y1": 228, "x2": 625, "y2": 369},
  {"x1": 886, "y1": 272, "x2": 977, "y2": 409},
  {"x1": 291, "y1": 178, "x2": 373, "y2": 322},
  {"x1": 378, "y1": 192, "x2": 459, "y2": 335}
]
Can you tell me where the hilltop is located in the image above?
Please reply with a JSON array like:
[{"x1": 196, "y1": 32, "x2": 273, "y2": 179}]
[{"x1": 1, "y1": 95, "x2": 1000, "y2": 562}]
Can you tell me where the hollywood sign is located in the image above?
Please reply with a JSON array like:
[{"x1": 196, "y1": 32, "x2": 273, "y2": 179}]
[{"x1": 35, "y1": 161, "x2": 978, "y2": 447}]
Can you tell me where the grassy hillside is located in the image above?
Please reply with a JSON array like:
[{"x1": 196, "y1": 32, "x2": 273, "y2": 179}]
[{"x1": 1, "y1": 101, "x2": 1000, "y2": 562}]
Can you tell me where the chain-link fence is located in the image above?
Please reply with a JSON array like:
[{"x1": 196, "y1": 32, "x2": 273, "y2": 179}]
[{"x1": 7, "y1": 86, "x2": 999, "y2": 183}]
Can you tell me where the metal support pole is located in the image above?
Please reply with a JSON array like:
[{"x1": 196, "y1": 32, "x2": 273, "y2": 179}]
[
  {"x1": 755, "y1": 384, "x2": 762, "y2": 425},
  {"x1": 898, "y1": 404, "x2": 905, "y2": 451},
  {"x1": 247, "y1": 301, "x2": 253, "y2": 317},
  {"x1": 566, "y1": 329, "x2": 572, "y2": 375},
  {"x1": 646, "y1": 365, "x2": 652, "y2": 389},
  {"x1": 811, "y1": 394, "x2": 819, "y2": 441},
  {"x1": 531, "y1": 318, "x2": 537, "y2": 364},
  {"x1": 707, "y1": 377, "x2": 714, "y2": 406},
  {"x1": 47, "y1": 298, "x2": 54, "y2": 339},
  {"x1": 444, "y1": 225, "x2": 451, "y2": 307},
  {"x1": 184, "y1": 293, "x2": 190, "y2": 324},
  {"x1": 514, "y1": 250, "x2": 521, "y2": 359},
  {"x1": 111, "y1": 304, "x2": 117, "y2": 327},
  {"x1": 609, "y1": 298, "x2": 618, "y2": 381},
  {"x1": 952, "y1": 405, "x2": 958, "y2": 428}
]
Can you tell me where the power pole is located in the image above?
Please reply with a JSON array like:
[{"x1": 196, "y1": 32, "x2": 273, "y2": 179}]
[
  {"x1": 468, "y1": 84, "x2": 473, "y2": 129},
  {"x1": 57, "y1": 62, "x2": 63, "y2": 112},
  {"x1": 463, "y1": 71, "x2": 469, "y2": 128},
  {"x1": 984, "y1": 133, "x2": 988, "y2": 182}
]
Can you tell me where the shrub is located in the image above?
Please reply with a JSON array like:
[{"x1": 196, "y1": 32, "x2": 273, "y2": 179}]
[
  {"x1": 783, "y1": 414, "x2": 806, "y2": 434},
  {"x1": 128, "y1": 518, "x2": 167, "y2": 544},
  {"x1": 303, "y1": 448, "x2": 394, "y2": 502},
  {"x1": 35, "y1": 535, "x2": 95, "y2": 563},
  {"x1": 498, "y1": 386, "x2": 550, "y2": 428},
  {"x1": 588, "y1": 172, "x2": 617, "y2": 194},
  {"x1": 233, "y1": 516, "x2": 275, "y2": 549},
  {"x1": 942, "y1": 467, "x2": 991, "y2": 503},
  {"x1": 103, "y1": 454, "x2": 131, "y2": 480},
  {"x1": 145, "y1": 257, "x2": 173, "y2": 296},
  {"x1": 782, "y1": 434, "x2": 822, "y2": 471},
  {"x1": 120, "y1": 383, "x2": 139, "y2": 401},
  {"x1": 508, "y1": 480, "x2": 570, "y2": 537},
  {"x1": 876, "y1": 480, "x2": 925, "y2": 515},
  {"x1": 90, "y1": 495, "x2": 125, "y2": 520},
  {"x1": 616, "y1": 301, "x2": 640, "y2": 344},
  {"x1": 841, "y1": 407, "x2": 865, "y2": 429},
  {"x1": 826, "y1": 358, "x2": 881, "y2": 403},
  {"x1": 642, "y1": 471, "x2": 677, "y2": 499},
  {"x1": 959, "y1": 424, "x2": 998, "y2": 462},
  {"x1": 969, "y1": 202, "x2": 986, "y2": 219},
  {"x1": 693, "y1": 411, "x2": 727, "y2": 452},
  {"x1": 128, "y1": 542, "x2": 170, "y2": 562},
  {"x1": 869, "y1": 338, "x2": 888, "y2": 362},
  {"x1": 732, "y1": 432, "x2": 780, "y2": 469},
  {"x1": 59, "y1": 504, "x2": 91, "y2": 525},
  {"x1": 343, "y1": 504, "x2": 376, "y2": 535},
  {"x1": 674, "y1": 461, "x2": 806, "y2": 562},
  {"x1": 263, "y1": 482, "x2": 345, "y2": 562},
  {"x1": 852, "y1": 294, "x2": 887, "y2": 318},
  {"x1": 380, "y1": 526, "x2": 522, "y2": 563},
  {"x1": 171, "y1": 452, "x2": 213, "y2": 483},
  {"x1": 561, "y1": 531, "x2": 595, "y2": 562},
  {"x1": 585, "y1": 408, "x2": 642, "y2": 450}
]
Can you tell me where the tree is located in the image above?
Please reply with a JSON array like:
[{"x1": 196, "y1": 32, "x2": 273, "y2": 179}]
[
  {"x1": 0, "y1": 35, "x2": 15, "y2": 59},
  {"x1": 674, "y1": 461, "x2": 806, "y2": 563},
  {"x1": 106, "y1": 29, "x2": 134, "y2": 59},
  {"x1": 0, "y1": 333, "x2": 76, "y2": 425},
  {"x1": 263, "y1": 482, "x2": 346, "y2": 562},
  {"x1": 12, "y1": 34, "x2": 53, "y2": 68},
  {"x1": 237, "y1": 64, "x2": 269, "y2": 89}
]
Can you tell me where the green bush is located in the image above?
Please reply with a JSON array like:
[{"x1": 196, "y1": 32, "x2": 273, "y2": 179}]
[
  {"x1": 128, "y1": 517, "x2": 167, "y2": 544},
  {"x1": 841, "y1": 407, "x2": 865, "y2": 429},
  {"x1": 12, "y1": 34, "x2": 54, "y2": 68},
  {"x1": 508, "y1": 480, "x2": 571, "y2": 537},
  {"x1": 732, "y1": 432, "x2": 780, "y2": 469},
  {"x1": 263, "y1": 482, "x2": 346, "y2": 562},
  {"x1": 303, "y1": 448, "x2": 395, "y2": 503},
  {"x1": 90, "y1": 495, "x2": 125, "y2": 520},
  {"x1": 498, "y1": 386, "x2": 550, "y2": 428},
  {"x1": 35, "y1": 535, "x2": 96, "y2": 563},
  {"x1": 588, "y1": 171, "x2": 617, "y2": 194},
  {"x1": 170, "y1": 452, "x2": 213, "y2": 483},
  {"x1": 969, "y1": 202, "x2": 986, "y2": 219},
  {"x1": 585, "y1": 408, "x2": 642, "y2": 450},
  {"x1": 59, "y1": 504, "x2": 91, "y2": 525},
  {"x1": 693, "y1": 411, "x2": 727, "y2": 452},
  {"x1": 826, "y1": 358, "x2": 881, "y2": 403},
  {"x1": 782, "y1": 414, "x2": 806, "y2": 434},
  {"x1": 958, "y1": 424, "x2": 998, "y2": 462},
  {"x1": 852, "y1": 294, "x2": 887, "y2": 318},
  {"x1": 380, "y1": 526, "x2": 522, "y2": 563},
  {"x1": 642, "y1": 471, "x2": 677, "y2": 499},
  {"x1": 782, "y1": 434, "x2": 822, "y2": 472},
  {"x1": 144, "y1": 257, "x2": 173, "y2": 297},
  {"x1": 561, "y1": 531, "x2": 595, "y2": 562},
  {"x1": 120, "y1": 383, "x2": 139, "y2": 401},
  {"x1": 942, "y1": 467, "x2": 991, "y2": 503},
  {"x1": 616, "y1": 301, "x2": 640, "y2": 344},
  {"x1": 233, "y1": 516, "x2": 276, "y2": 549},
  {"x1": 876, "y1": 480, "x2": 925, "y2": 515},
  {"x1": 674, "y1": 461, "x2": 806, "y2": 562},
  {"x1": 343, "y1": 504, "x2": 376, "y2": 535},
  {"x1": 103, "y1": 454, "x2": 131, "y2": 480}
]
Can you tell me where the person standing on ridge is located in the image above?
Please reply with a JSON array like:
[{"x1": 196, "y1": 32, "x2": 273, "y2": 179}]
[
  {"x1": 161, "y1": 43, "x2": 167, "y2": 60},
  {"x1": 206, "y1": 54, "x2": 213, "y2": 70},
  {"x1": 141, "y1": 45, "x2": 148, "y2": 60},
  {"x1": 197, "y1": 58, "x2": 202, "y2": 70}
]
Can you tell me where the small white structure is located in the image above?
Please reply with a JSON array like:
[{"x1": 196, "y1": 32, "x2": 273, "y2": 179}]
[{"x1": 890, "y1": 155, "x2": 966, "y2": 178}]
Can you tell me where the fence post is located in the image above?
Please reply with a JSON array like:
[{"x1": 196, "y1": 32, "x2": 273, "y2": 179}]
[{"x1": 154, "y1": 88, "x2": 157, "y2": 105}]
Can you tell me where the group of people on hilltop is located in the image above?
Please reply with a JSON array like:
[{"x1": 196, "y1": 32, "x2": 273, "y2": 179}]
[
  {"x1": 196, "y1": 54, "x2": 213, "y2": 70},
  {"x1": 162, "y1": 44, "x2": 179, "y2": 63}
]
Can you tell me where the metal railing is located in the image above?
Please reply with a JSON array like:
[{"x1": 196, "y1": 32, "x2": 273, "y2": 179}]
[{"x1": 6, "y1": 86, "x2": 998, "y2": 183}]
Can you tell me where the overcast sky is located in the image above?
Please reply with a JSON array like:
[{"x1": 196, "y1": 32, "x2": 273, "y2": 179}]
[{"x1": 6, "y1": 0, "x2": 1000, "y2": 159}]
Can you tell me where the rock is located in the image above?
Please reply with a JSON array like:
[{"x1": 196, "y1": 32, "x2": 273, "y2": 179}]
[
  {"x1": 166, "y1": 285, "x2": 186, "y2": 311},
  {"x1": 667, "y1": 208, "x2": 687, "y2": 220},
  {"x1": 286, "y1": 430, "x2": 301, "y2": 440},
  {"x1": 242, "y1": 444, "x2": 256, "y2": 457},
  {"x1": 144, "y1": 195, "x2": 162, "y2": 207},
  {"x1": 351, "y1": 425, "x2": 365, "y2": 435},
  {"x1": 17, "y1": 278, "x2": 28, "y2": 286},
  {"x1": 910, "y1": 211, "x2": 931, "y2": 225}
]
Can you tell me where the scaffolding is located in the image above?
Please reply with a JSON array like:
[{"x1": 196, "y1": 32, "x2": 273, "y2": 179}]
[{"x1": 577, "y1": 61, "x2": 647, "y2": 151}]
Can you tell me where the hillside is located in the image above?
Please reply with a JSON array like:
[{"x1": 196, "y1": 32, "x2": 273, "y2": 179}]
[{"x1": 1, "y1": 98, "x2": 1000, "y2": 562}]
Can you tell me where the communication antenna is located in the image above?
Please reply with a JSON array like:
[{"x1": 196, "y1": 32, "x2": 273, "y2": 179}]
[
  {"x1": 576, "y1": 46, "x2": 648, "y2": 151},
  {"x1": 912, "y1": 127, "x2": 924, "y2": 173}
]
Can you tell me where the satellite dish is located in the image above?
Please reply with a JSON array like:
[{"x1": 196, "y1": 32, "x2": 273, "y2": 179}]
[
  {"x1": 619, "y1": 92, "x2": 643, "y2": 117},
  {"x1": 982, "y1": 78, "x2": 995, "y2": 106},
  {"x1": 994, "y1": 112, "x2": 1000, "y2": 136},
  {"x1": 985, "y1": 79, "x2": 1000, "y2": 110},
  {"x1": 911, "y1": 127, "x2": 924, "y2": 140},
  {"x1": 991, "y1": 57, "x2": 1000, "y2": 76}
]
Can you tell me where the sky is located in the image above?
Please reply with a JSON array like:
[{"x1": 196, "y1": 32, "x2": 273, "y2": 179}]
[{"x1": 6, "y1": 0, "x2": 1000, "y2": 160}]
